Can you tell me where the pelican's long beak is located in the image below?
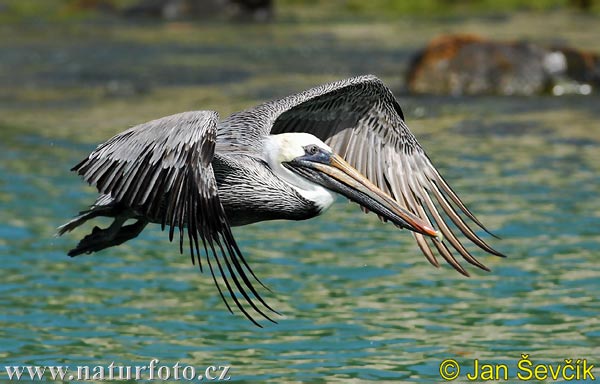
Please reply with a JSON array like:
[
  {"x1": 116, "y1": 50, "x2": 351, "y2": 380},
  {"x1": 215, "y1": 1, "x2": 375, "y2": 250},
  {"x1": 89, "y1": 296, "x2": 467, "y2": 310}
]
[{"x1": 287, "y1": 153, "x2": 439, "y2": 238}]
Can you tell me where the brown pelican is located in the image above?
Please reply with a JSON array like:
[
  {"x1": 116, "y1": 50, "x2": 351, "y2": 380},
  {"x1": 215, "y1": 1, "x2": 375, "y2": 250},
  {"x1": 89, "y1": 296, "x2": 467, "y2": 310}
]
[{"x1": 58, "y1": 75, "x2": 503, "y2": 326}]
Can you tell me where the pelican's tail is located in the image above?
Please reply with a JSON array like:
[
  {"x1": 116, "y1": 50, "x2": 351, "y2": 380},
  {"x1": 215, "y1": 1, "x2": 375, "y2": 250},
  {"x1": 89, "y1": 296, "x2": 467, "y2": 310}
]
[{"x1": 57, "y1": 195, "x2": 147, "y2": 256}]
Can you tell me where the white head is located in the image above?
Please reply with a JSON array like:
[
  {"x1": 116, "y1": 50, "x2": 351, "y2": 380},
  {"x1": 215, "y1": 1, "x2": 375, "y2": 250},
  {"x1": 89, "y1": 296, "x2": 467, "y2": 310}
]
[
  {"x1": 265, "y1": 133, "x2": 332, "y2": 163},
  {"x1": 264, "y1": 133, "x2": 336, "y2": 211}
]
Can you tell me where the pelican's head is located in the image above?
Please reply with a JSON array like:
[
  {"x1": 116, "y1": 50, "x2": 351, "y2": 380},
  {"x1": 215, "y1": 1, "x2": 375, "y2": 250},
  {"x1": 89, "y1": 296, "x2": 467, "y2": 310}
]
[{"x1": 265, "y1": 133, "x2": 438, "y2": 238}]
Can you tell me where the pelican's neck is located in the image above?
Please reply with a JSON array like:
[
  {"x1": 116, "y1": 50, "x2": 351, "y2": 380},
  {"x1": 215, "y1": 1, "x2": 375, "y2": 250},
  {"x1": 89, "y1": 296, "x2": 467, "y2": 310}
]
[{"x1": 263, "y1": 134, "x2": 335, "y2": 213}]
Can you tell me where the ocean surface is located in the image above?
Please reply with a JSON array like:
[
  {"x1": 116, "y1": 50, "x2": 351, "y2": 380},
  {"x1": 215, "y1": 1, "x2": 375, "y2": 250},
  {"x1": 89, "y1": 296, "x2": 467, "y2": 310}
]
[{"x1": 1, "y1": 12, "x2": 598, "y2": 382}]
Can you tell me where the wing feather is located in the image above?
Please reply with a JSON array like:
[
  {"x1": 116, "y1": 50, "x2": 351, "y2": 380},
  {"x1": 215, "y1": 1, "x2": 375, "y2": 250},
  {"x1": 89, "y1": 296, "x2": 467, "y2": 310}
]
[{"x1": 72, "y1": 111, "x2": 277, "y2": 326}]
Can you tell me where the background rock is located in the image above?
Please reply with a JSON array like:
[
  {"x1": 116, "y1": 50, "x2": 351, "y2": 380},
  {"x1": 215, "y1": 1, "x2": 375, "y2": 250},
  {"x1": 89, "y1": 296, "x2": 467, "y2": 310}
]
[{"x1": 407, "y1": 34, "x2": 599, "y2": 96}]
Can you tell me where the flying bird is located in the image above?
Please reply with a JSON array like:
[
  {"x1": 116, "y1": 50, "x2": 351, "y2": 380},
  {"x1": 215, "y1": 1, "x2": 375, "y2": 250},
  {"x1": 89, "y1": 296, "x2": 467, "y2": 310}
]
[{"x1": 58, "y1": 75, "x2": 503, "y2": 326}]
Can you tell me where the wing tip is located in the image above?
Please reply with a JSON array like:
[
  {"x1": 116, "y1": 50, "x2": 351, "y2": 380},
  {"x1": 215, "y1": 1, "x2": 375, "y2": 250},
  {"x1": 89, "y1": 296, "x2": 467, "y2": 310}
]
[
  {"x1": 456, "y1": 266, "x2": 471, "y2": 277},
  {"x1": 492, "y1": 250, "x2": 507, "y2": 258}
]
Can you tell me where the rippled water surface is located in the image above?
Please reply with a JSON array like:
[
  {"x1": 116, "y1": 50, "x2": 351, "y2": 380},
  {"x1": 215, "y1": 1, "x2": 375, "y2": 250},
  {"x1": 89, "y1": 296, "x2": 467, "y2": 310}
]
[{"x1": 1, "y1": 12, "x2": 599, "y2": 382}]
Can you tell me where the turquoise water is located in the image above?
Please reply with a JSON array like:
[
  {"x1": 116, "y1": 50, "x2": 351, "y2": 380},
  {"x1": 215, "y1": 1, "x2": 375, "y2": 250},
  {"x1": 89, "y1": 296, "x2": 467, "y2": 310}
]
[{"x1": 1, "y1": 14, "x2": 599, "y2": 383}]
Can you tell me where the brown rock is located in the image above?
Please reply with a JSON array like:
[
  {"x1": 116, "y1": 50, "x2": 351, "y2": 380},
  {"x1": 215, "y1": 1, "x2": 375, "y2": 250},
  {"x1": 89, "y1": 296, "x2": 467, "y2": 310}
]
[{"x1": 407, "y1": 34, "x2": 598, "y2": 96}]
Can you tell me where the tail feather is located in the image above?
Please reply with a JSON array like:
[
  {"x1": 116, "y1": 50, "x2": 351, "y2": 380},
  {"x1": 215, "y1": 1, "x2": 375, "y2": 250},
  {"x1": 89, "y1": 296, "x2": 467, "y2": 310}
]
[
  {"x1": 57, "y1": 194, "x2": 118, "y2": 236},
  {"x1": 58, "y1": 195, "x2": 147, "y2": 256},
  {"x1": 56, "y1": 205, "x2": 117, "y2": 236}
]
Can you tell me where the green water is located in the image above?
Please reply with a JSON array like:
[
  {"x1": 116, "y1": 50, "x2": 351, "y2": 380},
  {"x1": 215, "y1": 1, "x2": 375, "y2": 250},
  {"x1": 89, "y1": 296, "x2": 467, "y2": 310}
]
[{"x1": 1, "y1": 12, "x2": 599, "y2": 383}]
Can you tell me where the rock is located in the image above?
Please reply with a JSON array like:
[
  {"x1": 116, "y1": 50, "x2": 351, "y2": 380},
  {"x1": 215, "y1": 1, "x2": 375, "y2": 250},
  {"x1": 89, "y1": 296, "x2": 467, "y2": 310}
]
[
  {"x1": 407, "y1": 34, "x2": 599, "y2": 96},
  {"x1": 568, "y1": 0, "x2": 594, "y2": 11},
  {"x1": 122, "y1": 0, "x2": 273, "y2": 21},
  {"x1": 227, "y1": 0, "x2": 273, "y2": 22},
  {"x1": 66, "y1": 0, "x2": 117, "y2": 14},
  {"x1": 122, "y1": 0, "x2": 200, "y2": 19},
  {"x1": 551, "y1": 45, "x2": 599, "y2": 90}
]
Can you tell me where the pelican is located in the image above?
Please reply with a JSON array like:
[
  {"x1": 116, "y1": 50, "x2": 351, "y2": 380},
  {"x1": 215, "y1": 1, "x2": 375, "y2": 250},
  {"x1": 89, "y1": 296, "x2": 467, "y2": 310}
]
[{"x1": 58, "y1": 75, "x2": 503, "y2": 326}]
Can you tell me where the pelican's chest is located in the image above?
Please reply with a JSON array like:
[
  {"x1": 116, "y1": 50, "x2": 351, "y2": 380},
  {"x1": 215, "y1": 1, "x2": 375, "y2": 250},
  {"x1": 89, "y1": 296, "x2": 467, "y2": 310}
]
[{"x1": 212, "y1": 154, "x2": 330, "y2": 226}]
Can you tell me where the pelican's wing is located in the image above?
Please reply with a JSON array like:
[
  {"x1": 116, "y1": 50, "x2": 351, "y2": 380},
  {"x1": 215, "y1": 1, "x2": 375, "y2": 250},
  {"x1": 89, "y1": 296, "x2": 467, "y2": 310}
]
[
  {"x1": 72, "y1": 111, "x2": 277, "y2": 326},
  {"x1": 231, "y1": 75, "x2": 503, "y2": 275}
]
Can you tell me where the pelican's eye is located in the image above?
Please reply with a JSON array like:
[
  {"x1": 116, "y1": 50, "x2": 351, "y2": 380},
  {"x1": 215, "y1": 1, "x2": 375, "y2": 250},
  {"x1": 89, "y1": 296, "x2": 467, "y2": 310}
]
[{"x1": 304, "y1": 144, "x2": 320, "y2": 155}]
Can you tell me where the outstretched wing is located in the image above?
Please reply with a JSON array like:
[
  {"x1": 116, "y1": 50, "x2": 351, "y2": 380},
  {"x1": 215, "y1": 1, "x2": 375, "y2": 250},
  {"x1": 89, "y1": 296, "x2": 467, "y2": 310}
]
[
  {"x1": 226, "y1": 75, "x2": 504, "y2": 275},
  {"x1": 72, "y1": 111, "x2": 278, "y2": 326}
]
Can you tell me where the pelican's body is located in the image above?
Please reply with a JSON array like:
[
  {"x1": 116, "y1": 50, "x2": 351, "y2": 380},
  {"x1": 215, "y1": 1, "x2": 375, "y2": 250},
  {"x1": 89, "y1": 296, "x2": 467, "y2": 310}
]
[
  {"x1": 59, "y1": 75, "x2": 503, "y2": 326},
  {"x1": 214, "y1": 136, "x2": 334, "y2": 226}
]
